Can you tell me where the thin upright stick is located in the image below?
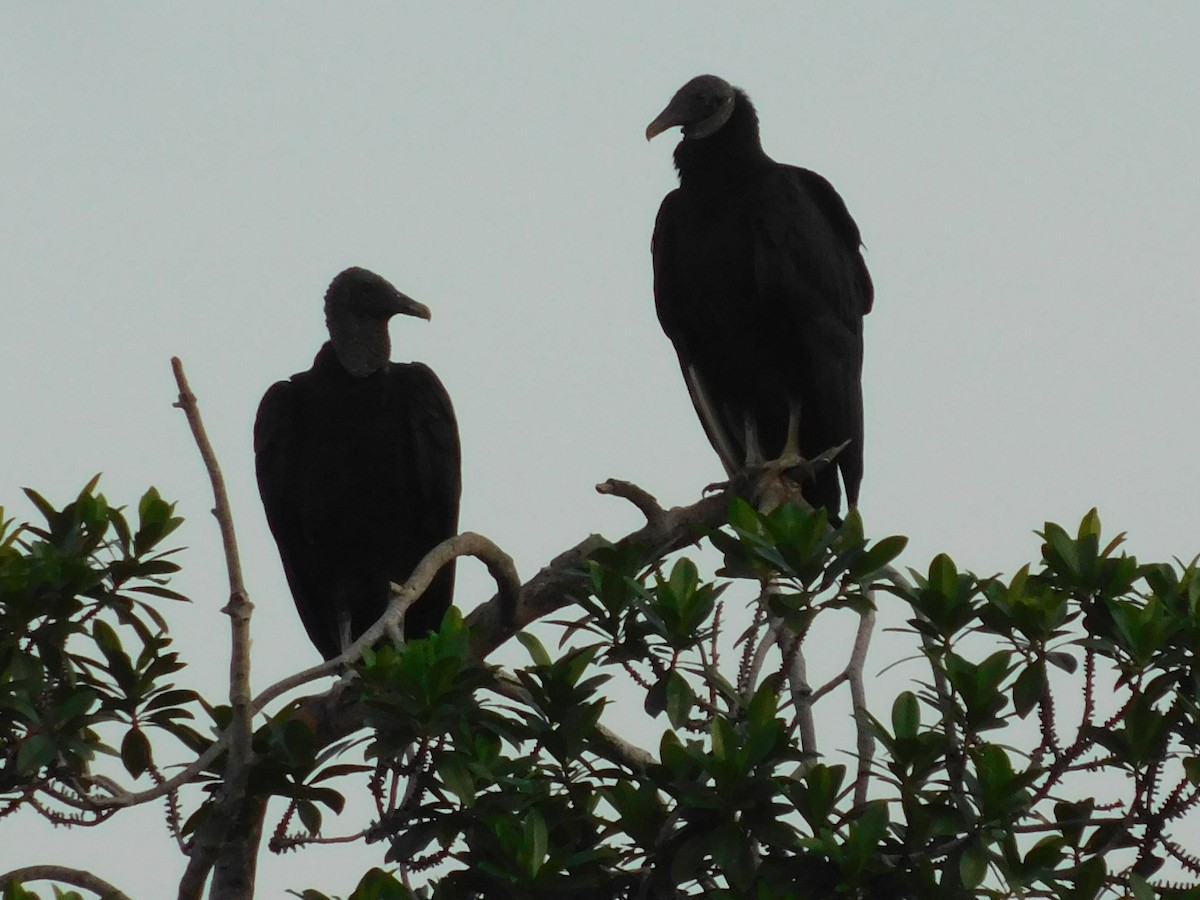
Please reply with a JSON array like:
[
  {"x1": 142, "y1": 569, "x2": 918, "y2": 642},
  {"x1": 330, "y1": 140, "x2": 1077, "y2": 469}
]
[{"x1": 171, "y1": 357, "x2": 254, "y2": 898}]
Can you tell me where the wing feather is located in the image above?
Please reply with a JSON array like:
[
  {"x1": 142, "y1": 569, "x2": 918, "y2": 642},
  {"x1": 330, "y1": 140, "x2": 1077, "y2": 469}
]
[
  {"x1": 748, "y1": 166, "x2": 870, "y2": 507},
  {"x1": 253, "y1": 377, "x2": 336, "y2": 655},
  {"x1": 389, "y1": 362, "x2": 462, "y2": 638}
]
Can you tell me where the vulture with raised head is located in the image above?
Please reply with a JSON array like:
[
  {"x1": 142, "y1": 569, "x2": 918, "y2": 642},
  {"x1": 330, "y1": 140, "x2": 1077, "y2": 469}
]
[
  {"x1": 647, "y1": 75, "x2": 873, "y2": 518},
  {"x1": 255, "y1": 267, "x2": 461, "y2": 660}
]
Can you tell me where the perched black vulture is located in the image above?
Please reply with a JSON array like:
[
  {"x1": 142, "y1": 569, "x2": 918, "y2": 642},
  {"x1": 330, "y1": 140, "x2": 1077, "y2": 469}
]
[
  {"x1": 254, "y1": 267, "x2": 461, "y2": 661},
  {"x1": 647, "y1": 75, "x2": 873, "y2": 518}
]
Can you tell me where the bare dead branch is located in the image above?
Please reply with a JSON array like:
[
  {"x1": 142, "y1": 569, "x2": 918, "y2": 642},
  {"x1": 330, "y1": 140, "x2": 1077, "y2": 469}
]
[
  {"x1": 339, "y1": 531, "x2": 518, "y2": 667},
  {"x1": 810, "y1": 605, "x2": 877, "y2": 707},
  {"x1": 249, "y1": 532, "x2": 519, "y2": 713},
  {"x1": 0, "y1": 866, "x2": 132, "y2": 900},
  {"x1": 171, "y1": 357, "x2": 255, "y2": 900},
  {"x1": 596, "y1": 478, "x2": 667, "y2": 526},
  {"x1": 467, "y1": 485, "x2": 733, "y2": 660},
  {"x1": 85, "y1": 739, "x2": 227, "y2": 810}
]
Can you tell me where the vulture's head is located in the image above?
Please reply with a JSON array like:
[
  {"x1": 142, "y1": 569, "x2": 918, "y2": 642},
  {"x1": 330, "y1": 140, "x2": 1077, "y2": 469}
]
[
  {"x1": 646, "y1": 75, "x2": 737, "y2": 142},
  {"x1": 324, "y1": 267, "x2": 430, "y2": 376},
  {"x1": 325, "y1": 266, "x2": 430, "y2": 324}
]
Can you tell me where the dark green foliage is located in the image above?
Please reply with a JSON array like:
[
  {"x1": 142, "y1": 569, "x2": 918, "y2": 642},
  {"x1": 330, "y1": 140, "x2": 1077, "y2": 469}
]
[
  {"x1": 1, "y1": 883, "x2": 86, "y2": 900},
  {"x1": 0, "y1": 479, "x2": 198, "y2": 819},
  {"x1": 289, "y1": 867, "x2": 414, "y2": 900},
  {"x1": 5, "y1": 483, "x2": 1200, "y2": 899}
]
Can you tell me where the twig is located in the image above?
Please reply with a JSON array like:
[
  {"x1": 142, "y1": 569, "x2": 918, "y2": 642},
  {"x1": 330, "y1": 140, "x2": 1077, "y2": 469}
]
[
  {"x1": 738, "y1": 604, "x2": 769, "y2": 696},
  {"x1": 0, "y1": 866, "x2": 132, "y2": 900},
  {"x1": 774, "y1": 622, "x2": 817, "y2": 757},
  {"x1": 171, "y1": 357, "x2": 254, "y2": 900},
  {"x1": 86, "y1": 739, "x2": 227, "y2": 810},
  {"x1": 596, "y1": 478, "x2": 667, "y2": 526},
  {"x1": 491, "y1": 671, "x2": 655, "y2": 772},
  {"x1": 466, "y1": 486, "x2": 733, "y2": 660},
  {"x1": 350, "y1": 532, "x2": 518, "y2": 665},
  {"x1": 250, "y1": 532, "x2": 519, "y2": 714},
  {"x1": 846, "y1": 606, "x2": 876, "y2": 806},
  {"x1": 172, "y1": 358, "x2": 253, "y2": 760},
  {"x1": 90, "y1": 533, "x2": 520, "y2": 813}
]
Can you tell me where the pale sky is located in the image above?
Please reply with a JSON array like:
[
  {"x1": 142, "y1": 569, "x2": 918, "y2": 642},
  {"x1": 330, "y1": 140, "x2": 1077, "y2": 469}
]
[{"x1": 3, "y1": 5, "x2": 1198, "y2": 896}]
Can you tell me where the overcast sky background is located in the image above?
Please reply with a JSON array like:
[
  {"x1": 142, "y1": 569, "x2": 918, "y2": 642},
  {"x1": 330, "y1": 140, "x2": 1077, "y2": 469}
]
[{"x1": 3, "y1": 5, "x2": 1198, "y2": 896}]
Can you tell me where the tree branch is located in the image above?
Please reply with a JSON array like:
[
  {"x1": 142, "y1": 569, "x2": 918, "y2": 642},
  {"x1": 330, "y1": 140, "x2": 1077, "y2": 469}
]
[
  {"x1": 489, "y1": 671, "x2": 655, "y2": 773},
  {"x1": 846, "y1": 606, "x2": 876, "y2": 807},
  {"x1": 248, "y1": 532, "x2": 520, "y2": 714},
  {"x1": 84, "y1": 739, "x2": 228, "y2": 810},
  {"x1": 596, "y1": 478, "x2": 667, "y2": 527},
  {"x1": 171, "y1": 357, "x2": 254, "y2": 900},
  {"x1": 466, "y1": 486, "x2": 732, "y2": 660},
  {"x1": 0, "y1": 866, "x2": 132, "y2": 900},
  {"x1": 774, "y1": 621, "x2": 817, "y2": 757}
]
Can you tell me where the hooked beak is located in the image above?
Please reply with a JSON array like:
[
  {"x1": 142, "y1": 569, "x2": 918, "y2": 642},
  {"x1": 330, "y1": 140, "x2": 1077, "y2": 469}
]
[
  {"x1": 392, "y1": 290, "x2": 432, "y2": 322},
  {"x1": 645, "y1": 105, "x2": 681, "y2": 141}
]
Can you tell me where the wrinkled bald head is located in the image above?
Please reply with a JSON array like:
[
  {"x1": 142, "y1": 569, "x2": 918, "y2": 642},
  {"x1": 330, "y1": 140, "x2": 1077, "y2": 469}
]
[
  {"x1": 324, "y1": 267, "x2": 430, "y2": 377},
  {"x1": 646, "y1": 75, "x2": 737, "y2": 142},
  {"x1": 324, "y1": 266, "x2": 430, "y2": 323}
]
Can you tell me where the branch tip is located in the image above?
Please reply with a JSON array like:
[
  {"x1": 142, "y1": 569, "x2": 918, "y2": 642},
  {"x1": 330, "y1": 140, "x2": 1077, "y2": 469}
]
[{"x1": 596, "y1": 478, "x2": 667, "y2": 525}]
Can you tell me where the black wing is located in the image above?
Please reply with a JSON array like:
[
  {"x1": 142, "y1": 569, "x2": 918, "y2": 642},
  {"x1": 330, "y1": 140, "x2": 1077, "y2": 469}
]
[
  {"x1": 750, "y1": 166, "x2": 872, "y2": 507},
  {"x1": 652, "y1": 167, "x2": 871, "y2": 512},
  {"x1": 653, "y1": 187, "x2": 751, "y2": 480},
  {"x1": 388, "y1": 362, "x2": 462, "y2": 639},
  {"x1": 253, "y1": 376, "x2": 337, "y2": 656}
]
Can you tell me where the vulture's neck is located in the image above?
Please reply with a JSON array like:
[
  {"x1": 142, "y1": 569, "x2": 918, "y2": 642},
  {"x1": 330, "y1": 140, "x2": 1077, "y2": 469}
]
[
  {"x1": 674, "y1": 91, "x2": 773, "y2": 191},
  {"x1": 327, "y1": 313, "x2": 392, "y2": 377}
]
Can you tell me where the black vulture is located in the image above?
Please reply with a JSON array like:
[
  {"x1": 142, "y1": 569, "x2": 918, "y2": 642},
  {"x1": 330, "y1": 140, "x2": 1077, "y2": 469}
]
[
  {"x1": 647, "y1": 75, "x2": 873, "y2": 518},
  {"x1": 254, "y1": 267, "x2": 461, "y2": 661}
]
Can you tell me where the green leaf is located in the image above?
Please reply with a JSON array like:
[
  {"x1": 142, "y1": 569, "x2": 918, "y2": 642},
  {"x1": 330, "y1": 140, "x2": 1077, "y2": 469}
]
[
  {"x1": 665, "y1": 670, "x2": 694, "y2": 730},
  {"x1": 516, "y1": 632, "x2": 551, "y2": 667},
  {"x1": 17, "y1": 734, "x2": 57, "y2": 775},
  {"x1": 929, "y1": 553, "x2": 958, "y2": 597},
  {"x1": 1022, "y1": 834, "x2": 1065, "y2": 872},
  {"x1": 121, "y1": 728, "x2": 151, "y2": 778},
  {"x1": 523, "y1": 808, "x2": 548, "y2": 877},
  {"x1": 1045, "y1": 650, "x2": 1077, "y2": 674},
  {"x1": 438, "y1": 759, "x2": 476, "y2": 806},
  {"x1": 297, "y1": 800, "x2": 322, "y2": 835},
  {"x1": 1078, "y1": 508, "x2": 1102, "y2": 540},
  {"x1": 22, "y1": 486, "x2": 59, "y2": 525},
  {"x1": 959, "y1": 842, "x2": 988, "y2": 888},
  {"x1": 1129, "y1": 874, "x2": 1155, "y2": 900},
  {"x1": 1185, "y1": 756, "x2": 1200, "y2": 784},
  {"x1": 668, "y1": 558, "x2": 699, "y2": 600},
  {"x1": 712, "y1": 715, "x2": 736, "y2": 761},
  {"x1": 1012, "y1": 662, "x2": 1045, "y2": 719},
  {"x1": 891, "y1": 691, "x2": 920, "y2": 740},
  {"x1": 347, "y1": 869, "x2": 409, "y2": 900},
  {"x1": 747, "y1": 681, "x2": 778, "y2": 730},
  {"x1": 857, "y1": 534, "x2": 908, "y2": 576}
]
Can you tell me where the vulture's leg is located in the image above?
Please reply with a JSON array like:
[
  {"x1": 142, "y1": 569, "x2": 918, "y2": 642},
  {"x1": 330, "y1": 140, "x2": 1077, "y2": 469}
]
[{"x1": 742, "y1": 412, "x2": 765, "y2": 469}]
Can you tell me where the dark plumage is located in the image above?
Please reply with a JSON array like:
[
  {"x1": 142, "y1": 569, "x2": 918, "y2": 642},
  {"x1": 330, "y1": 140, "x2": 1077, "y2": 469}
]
[
  {"x1": 254, "y1": 267, "x2": 461, "y2": 661},
  {"x1": 647, "y1": 75, "x2": 873, "y2": 518}
]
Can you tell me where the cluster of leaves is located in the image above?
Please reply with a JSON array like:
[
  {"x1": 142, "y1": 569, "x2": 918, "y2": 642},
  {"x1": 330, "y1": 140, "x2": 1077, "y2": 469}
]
[
  {"x1": 1, "y1": 881, "x2": 89, "y2": 900},
  {"x1": 6, "y1": 482, "x2": 1200, "y2": 900},
  {"x1": 873, "y1": 510, "x2": 1200, "y2": 896},
  {"x1": 293, "y1": 614, "x2": 630, "y2": 899},
  {"x1": 295, "y1": 502, "x2": 915, "y2": 899},
  {"x1": 304, "y1": 502, "x2": 1200, "y2": 900},
  {"x1": 0, "y1": 478, "x2": 198, "y2": 825}
]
